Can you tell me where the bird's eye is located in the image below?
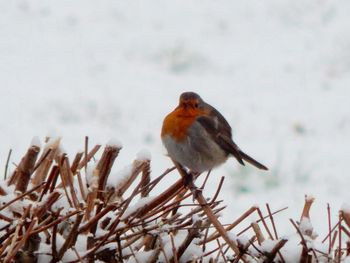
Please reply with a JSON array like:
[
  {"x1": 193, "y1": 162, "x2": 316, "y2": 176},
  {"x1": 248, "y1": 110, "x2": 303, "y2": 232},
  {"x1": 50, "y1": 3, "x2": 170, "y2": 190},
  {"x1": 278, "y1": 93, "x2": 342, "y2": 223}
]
[{"x1": 194, "y1": 103, "x2": 199, "y2": 108}]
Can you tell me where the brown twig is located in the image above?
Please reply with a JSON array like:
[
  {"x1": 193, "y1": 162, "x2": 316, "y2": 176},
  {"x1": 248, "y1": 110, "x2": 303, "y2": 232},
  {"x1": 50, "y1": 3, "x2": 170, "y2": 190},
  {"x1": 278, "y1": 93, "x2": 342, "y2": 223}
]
[
  {"x1": 5, "y1": 218, "x2": 37, "y2": 263},
  {"x1": 79, "y1": 204, "x2": 117, "y2": 233},
  {"x1": 338, "y1": 213, "x2": 342, "y2": 263},
  {"x1": 257, "y1": 208, "x2": 274, "y2": 240},
  {"x1": 251, "y1": 222, "x2": 265, "y2": 245},
  {"x1": 76, "y1": 170, "x2": 87, "y2": 201},
  {"x1": 330, "y1": 230, "x2": 338, "y2": 252},
  {"x1": 176, "y1": 219, "x2": 203, "y2": 260},
  {"x1": 31, "y1": 138, "x2": 61, "y2": 186},
  {"x1": 322, "y1": 222, "x2": 340, "y2": 243},
  {"x1": 0, "y1": 183, "x2": 44, "y2": 211},
  {"x1": 216, "y1": 239, "x2": 228, "y2": 263},
  {"x1": 35, "y1": 191, "x2": 61, "y2": 219},
  {"x1": 14, "y1": 145, "x2": 41, "y2": 193},
  {"x1": 39, "y1": 165, "x2": 59, "y2": 201},
  {"x1": 202, "y1": 206, "x2": 257, "y2": 244},
  {"x1": 169, "y1": 233, "x2": 178, "y2": 263},
  {"x1": 141, "y1": 160, "x2": 151, "y2": 198},
  {"x1": 263, "y1": 238, "x2": 288, "y2": 263},
  {"x1": 71, "y1": 152, "x2": 83, "y2": 175},
  {"x1": 266, "y1": 203, "x2": 278, "y2": 240},
  {"x1": 114, "y1": 161, "x2": 148, "y2": 198},
  {"x1": 51, "y1": 223, "x2": 58, "y2": 262},
  {"x1": 3, "y1": 205, "x2": 32, "y2": 262},
  {"x1": 60, "y1": 155, "x2": 80, "y2": 208},
  {"x1": 58, "y1": 213, "x2": 83, "y2": 260},
  {"x1": 209, "y1": 176, "x2": 225, "y2": 204},
  {"x1": 237, "y1": 207, "x2": 288, "y2": 237},
  {"x1": 172, "y1": 160, "x2": 242, "y2": 257},
  {"x1": 96, "y1": 145, "x2": 121, "y2": 202},
  {"x1": 33, "y1": 148, "x2": 52, "y2": 172},
  {"x1": 300, "y1": 195, "x2": 314, "y2": 221},
  {"x1": 4, "y1": 148, "x2": 12, "y2": 180},
  {"x1": 30, "y1": 210, "x2": 82, "y2": 235},
  {"x1": 327, "y1": 203, "x2": 332, "y2": 255},
  {"x1": 290, "y1": 219, "x2": 317, "y2": 263},
  {"x1": 78, "y1": 144, "x2": 101, "y2": 170}
]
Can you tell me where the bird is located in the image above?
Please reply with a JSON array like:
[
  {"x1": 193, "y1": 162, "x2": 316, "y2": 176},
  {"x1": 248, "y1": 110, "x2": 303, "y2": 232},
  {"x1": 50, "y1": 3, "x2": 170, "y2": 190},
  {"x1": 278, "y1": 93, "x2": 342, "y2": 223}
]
[{"x1": 161, "y1": 92, "x2": 268, "y2": 173}]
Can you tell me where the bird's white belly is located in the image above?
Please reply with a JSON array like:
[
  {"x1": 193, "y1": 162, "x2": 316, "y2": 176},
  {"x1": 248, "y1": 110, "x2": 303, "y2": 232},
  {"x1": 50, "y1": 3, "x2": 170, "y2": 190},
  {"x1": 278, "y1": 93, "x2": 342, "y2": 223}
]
[{"x1": 162, "y1": 123, "x2": 228, "y2": 173}]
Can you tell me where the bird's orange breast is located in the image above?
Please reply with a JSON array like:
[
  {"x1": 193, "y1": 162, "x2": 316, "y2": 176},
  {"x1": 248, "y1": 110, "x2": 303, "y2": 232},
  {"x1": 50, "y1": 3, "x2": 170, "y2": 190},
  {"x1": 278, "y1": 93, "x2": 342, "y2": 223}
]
[{"x1": 161, "y1": 106, "x2": 207, "y2": 141}]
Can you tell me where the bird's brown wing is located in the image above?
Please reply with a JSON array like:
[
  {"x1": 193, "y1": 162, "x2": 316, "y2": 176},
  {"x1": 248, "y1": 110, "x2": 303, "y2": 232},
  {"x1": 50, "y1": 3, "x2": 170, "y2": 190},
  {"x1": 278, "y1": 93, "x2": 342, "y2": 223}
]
[
  {"x1": 196, "y1": 115, "x2": 245, "y2": 165},
  {"x1": 197, "y1": 115, "x2": 268, "y2": 170}
]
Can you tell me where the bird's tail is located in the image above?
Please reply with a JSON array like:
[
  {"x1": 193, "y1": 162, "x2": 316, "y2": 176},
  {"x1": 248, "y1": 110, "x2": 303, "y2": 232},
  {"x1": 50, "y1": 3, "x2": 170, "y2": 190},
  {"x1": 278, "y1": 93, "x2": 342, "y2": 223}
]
[{"x1": 239, "y1": 150, "x2": 268, "y2": 170}]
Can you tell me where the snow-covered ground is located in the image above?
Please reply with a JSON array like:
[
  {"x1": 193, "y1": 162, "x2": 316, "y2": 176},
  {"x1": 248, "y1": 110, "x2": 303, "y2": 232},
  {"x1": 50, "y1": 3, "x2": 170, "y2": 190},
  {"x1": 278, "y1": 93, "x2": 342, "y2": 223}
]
[{"x1": 1, "y1": 0, "x2": 350, "y2": 237}]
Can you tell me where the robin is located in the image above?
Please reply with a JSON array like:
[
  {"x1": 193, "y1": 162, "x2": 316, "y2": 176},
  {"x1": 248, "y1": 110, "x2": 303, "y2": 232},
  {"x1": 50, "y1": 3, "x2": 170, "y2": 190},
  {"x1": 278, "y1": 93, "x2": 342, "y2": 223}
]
[{"x1": 161, "y1": 92, "x2": 268, "y2": 173}]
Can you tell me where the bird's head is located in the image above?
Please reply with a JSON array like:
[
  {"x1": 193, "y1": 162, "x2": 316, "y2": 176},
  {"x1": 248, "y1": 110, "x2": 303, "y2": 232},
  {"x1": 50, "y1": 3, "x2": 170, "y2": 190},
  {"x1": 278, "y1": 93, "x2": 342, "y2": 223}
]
[{"x1": 178, "y1": 92, "x2": 204, "y2": 111}]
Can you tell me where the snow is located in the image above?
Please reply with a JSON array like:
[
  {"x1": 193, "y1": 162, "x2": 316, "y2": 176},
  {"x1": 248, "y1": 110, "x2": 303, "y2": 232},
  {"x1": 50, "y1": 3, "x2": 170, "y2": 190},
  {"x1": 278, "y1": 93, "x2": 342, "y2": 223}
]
[
  {"x1": 30, "y1": 136, "x2": 41, "y2": 148},
  {"x1": 121, "y1": 196, "x2": 155, "y2": 220},
  {"x1": 85, "y1": 162, "x2": 98, "y2": 188},
  {"x1": 299, "y1": 217, "x2": 314, "y2": 235},
  {"x1": 227, "y1": 233, "x2": 238, "y2": 245},
  {"x1": 311, "y1": 241, "x2": 328, "y2": 255},
  {"x1": 259, "y1": 239, "x2": 279, "y2": 252},
  {"x1": 341, "y1": 203, "x2": 350, "y2": 214},
  {"x1": 107, "y1": 164, "x2": 133, "y2": 188},
  {"x1": 125, "y1": 250, "x2": 155, "y2": 263},
  {"x1": 95, "y1": 226, "x2": 109, "y2": 238},
  {"x1": 157, "y1": 231, "x2": 202, "y2": 262},
  {"x1": 192, "y1": 214, "x2": 200, "y2": 223},
  {"x1": 0, "y1": 219, "x2": 10, "y2": 229},
  {"x1": 0, "y1": 0, "x2": 349, "y2": 249},
  {"x1": 227, "y1": 232, "x2": 250, "y2": 247},
  {"x1": 96, "y1": 242, "x2": 117, "y2": 253},
  {"x1": 0, "y1": 191, "x2": 34, "y2": 214},
  {"x1": 62, "y1": 248, "x2": 79, "y2": 262},
  {"x1": 43, "y1": 137, "x2": 61, "y2": 151},
  {"x1": 280, "y1": 234, "x2": 303, "y2": 263},
  {"x1": 237, "y1": 235, "x2": 250, "y2": 247},
  {"x1": 55, "y1": 233, "x2": 66, "y2": 250},
  {"x1": 136, "y1": 149, "x2": 151, "y2": 161},
  {"x1": 37, "y1": 242, "x2": 52, "y2": 263},
  {"x1": 106, "y1": 138, "x2": 123, "y2": 148},
  {"x1": 75, "y1": 233, "x2": 89, "y2": 254},
  {"x1": 305, "y1": 195, "x2": 315, "y2": 202}
]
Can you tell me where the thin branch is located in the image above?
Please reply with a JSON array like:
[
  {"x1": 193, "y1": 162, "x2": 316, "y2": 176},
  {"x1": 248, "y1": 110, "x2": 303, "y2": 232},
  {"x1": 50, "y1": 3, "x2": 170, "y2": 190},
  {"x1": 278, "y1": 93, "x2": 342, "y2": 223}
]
[
  {"x1": 0, "y1": 183, "x2": 44, "y2": 211},
  {"x1": 4, "y1": 148, "x2": 12, "y2": 180},
  {"x1": 266, "y1": 203, "x2": 278, "y2": 240},
  {"x1": 172, "y1": 160, "x2": 242, "y2": 257}
]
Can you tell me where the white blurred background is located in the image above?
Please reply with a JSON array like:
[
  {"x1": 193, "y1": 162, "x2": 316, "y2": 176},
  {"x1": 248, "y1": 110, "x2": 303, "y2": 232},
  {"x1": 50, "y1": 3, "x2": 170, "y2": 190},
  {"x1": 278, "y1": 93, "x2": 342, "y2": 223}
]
[{"x1": 1, "y1": 0, "x2": 350, "y2": 234}]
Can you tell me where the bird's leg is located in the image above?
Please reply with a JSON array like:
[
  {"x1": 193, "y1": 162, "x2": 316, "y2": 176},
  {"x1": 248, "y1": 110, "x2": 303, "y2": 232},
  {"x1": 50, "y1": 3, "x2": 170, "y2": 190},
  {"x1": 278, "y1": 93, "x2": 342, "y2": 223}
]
[
  {"x1": 171, "y1": 161, "x2": 203, "y2": 200},
  {"x1": 183, "y1": 171, "x2": 203, "y2": 201},
  {"x1": 182, "y1": 172, "x2": 193, "y2": 188},
  {"x1": 169, "y1": 167, "x2": 198, "y2": 217}
]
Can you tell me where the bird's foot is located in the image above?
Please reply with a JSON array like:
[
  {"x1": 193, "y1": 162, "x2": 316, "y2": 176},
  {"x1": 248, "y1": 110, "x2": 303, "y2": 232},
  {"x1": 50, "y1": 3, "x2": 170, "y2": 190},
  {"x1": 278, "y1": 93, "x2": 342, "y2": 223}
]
[
  {"x1": 182, "y1": 172, "x2": 194, "y2": 188},
  {"x1": 181, "y1": 173, "x2": 203, "y2": 201},
  {"x1": 191, "y1": 187, "x2": 202, "y2": 201}
]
